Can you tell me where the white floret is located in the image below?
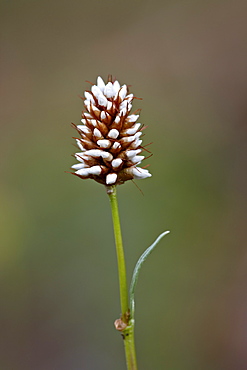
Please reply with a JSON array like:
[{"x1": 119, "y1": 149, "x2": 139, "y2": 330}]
[
  {"x1": 75, "y1": 168, "x2": 91, "y2": 176},
  {"x1": 119, "y1": 85, "x2": 127, "y2": 100},
  {"x1": 120, "y1": 107, "x2": 127, "y2": 116},
  {"x1": 84, "y1": 149, "x2": 103, "y2": 157},
  {"x1": 114, "y1": 116, "x2": 121, "y2": 124},
  {"x1": 134, "y1": 131, "x2": 142, "y2": 139},
  {"x1": 106, "y1": 173, "x2": 117, "y2": 185},
  {"x1": 126, "y1": 149, "x2": 142, "y2": 158},
  {"x1": 108, "y1": 129, "x2": 119, "y2": 139},
  {"x1": 104, "y1": 82, "x2": 115, "y2": 98},
  {"x1": 100, "y1": 111, "x2": 106, "y2": 120},
  {"x1": 131, "y1": 155, "x2": 145, "y2": 164},
  {"x1": 111, "y1": 158, "x2": 123, "y2": 169},
  {"x1": 76, "y1": 139, "x2": 85, "y2": 151},
  {"x1": 97, "y1": 94, "x2": 108, "y2": 107},
  {"x1": 91, "y1": 106, "x2": 100, "y2": 115},
  {"x1": 89, "y1": 166, "x2": 102, "y2": 175},
  {"x1": 107, "y1": 101, "x2": 113, "y2": 110},
  {"x1": 97, "y1": 76, "x2": 105, "y2": 92},
  {"x1": 84, "y1": 91, "x2": 95, "y2": 103},
  {"x1": 90, "y1": 119, "x2": 98, "y2": 127},
  {"x1": 91, "y1": 85, "x2": 103, "y2": 100},
  {"x1": 125, "y1": 94, "x2": 134, "y2": 102},
  {"x1": 71, "y1": 163, "x2": 86, "y2": 170},
  {"x1": 132, "y1": 167, "x2": 151, "y2": 179},
  {"x1": 127, "y1": 114, "x2": 139, "y2": 123},
  {"x1": 77, "y1": 125, "x2": 90, "y2": 135},
  {"x1": 93, "y1": 128, "x2": 102, "y2": 139},
  {"x1": 121, "y1": 133, "x2": 141, "y2": 144},
  {"x1": 131, "y1": 139, "x2": 142, "y2": 149},
  {"x1": 101, "y1": 152, "x2": 113, "y2": 161},
  {"x1": 75, "y1": 152, "x2": 86, "y2": 162},
  {"x1": 119, "y1": 100, "x2": 128, "y2": 110},
  {"x1": 112, "y1": 142, "x2": 121, "y2": 150},
  {"x1": 97, "y1": 139, "x2": 111, "y2": 148},
  {"x1": 124, "y1": 123, "x2": 141, "y2": 135},
  {"x1": 84, "y1": 102, "x2": 91, "y2": 111},
  {"x1": 113, "y1": 80, "x2": 121, "y2": 92}
]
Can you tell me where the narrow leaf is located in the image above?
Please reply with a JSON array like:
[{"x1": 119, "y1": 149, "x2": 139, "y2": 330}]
[{"x1": 129, "y1": 231, "x2": 170, "y2": 318}]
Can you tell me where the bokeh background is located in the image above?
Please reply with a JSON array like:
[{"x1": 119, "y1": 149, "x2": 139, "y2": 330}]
[{"x1": 1, "y1": 0, "x2": 247, "y2": 369}]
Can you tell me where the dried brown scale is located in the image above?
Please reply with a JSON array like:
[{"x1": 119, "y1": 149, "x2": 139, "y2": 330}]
[{"x1": 71, "y1": 76, "x2": 152, "y2": 186}]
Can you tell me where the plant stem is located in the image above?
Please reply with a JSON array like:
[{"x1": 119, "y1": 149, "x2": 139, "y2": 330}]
[
  {"x1": 122, "y1": 320, "x2": 138, "y2": 370},
  {"x1": 107, "y1": 185, "x2": 138, "y2": 370},
  {"x1": 107, "y1": 185, "x2": 128, "y2": 318}
]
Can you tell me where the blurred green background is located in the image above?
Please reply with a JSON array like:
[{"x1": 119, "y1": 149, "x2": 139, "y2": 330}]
[{"x1": 1, "y1": 0, "x2": 247, "y2": 369}]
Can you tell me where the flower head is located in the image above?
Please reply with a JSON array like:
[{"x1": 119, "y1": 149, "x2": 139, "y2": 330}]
[{"x1": 71, "y1": 76, "x2": 152, "y2": 186}]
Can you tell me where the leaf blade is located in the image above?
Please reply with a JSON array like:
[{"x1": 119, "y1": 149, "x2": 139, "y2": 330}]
[{"x1": 129, "y1": 231, "x2": 170, "y2": 318}]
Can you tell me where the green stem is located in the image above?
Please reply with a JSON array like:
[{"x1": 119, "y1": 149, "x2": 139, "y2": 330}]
[
  {"x1": 107, "y1": 185, "x2": 138, "y2": 370},
  {"x1": 123, "y1": 320, "x2": 138, "y2": 370}
]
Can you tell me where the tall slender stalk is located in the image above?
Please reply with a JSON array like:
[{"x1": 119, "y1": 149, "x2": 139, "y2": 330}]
[{"x1": 107, "y1": 185, "x2": 138, "y2": 370}]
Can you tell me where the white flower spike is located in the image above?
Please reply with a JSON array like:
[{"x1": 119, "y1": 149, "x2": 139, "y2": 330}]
[{"x1": 71, "y1": 75, "x2": 152, "y2": 185}]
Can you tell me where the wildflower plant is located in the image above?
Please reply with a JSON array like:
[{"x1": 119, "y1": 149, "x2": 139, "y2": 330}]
[{"x1": 70, "y1": 76, "x2": 170, "y2": 370}]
